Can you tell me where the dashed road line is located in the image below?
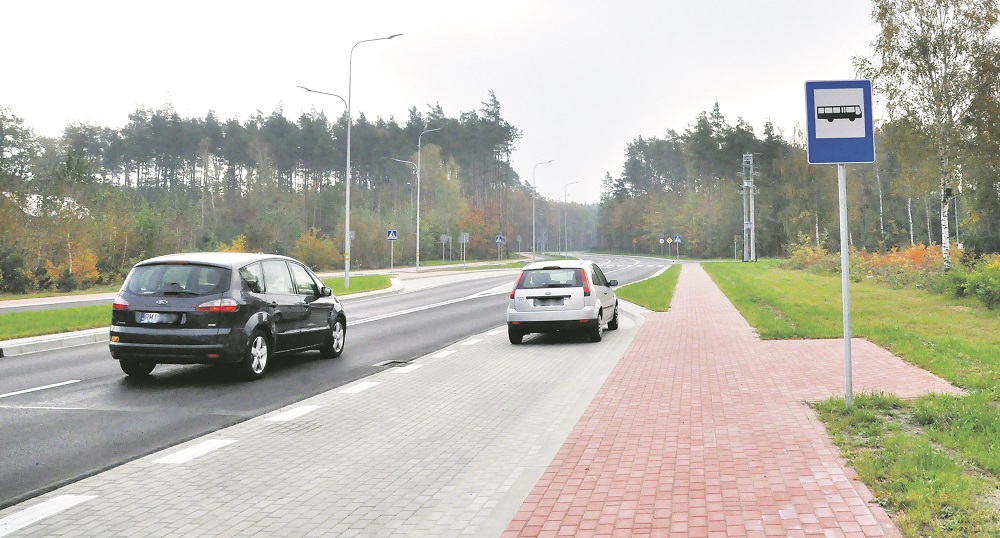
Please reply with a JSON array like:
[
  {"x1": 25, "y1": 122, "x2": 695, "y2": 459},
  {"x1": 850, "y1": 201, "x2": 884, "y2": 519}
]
[
  {"x1": 154, "y1": 439, "x2": 235, "y2": 464},
  {"x1": 266, "y1": 406, "x2": 322, "y2": 422},
  {"x1": 0, "y1": 495, "x2": 95, "y2": 537},
  {"x1": 430, "y1": 350, "x2": 457, "y2": 359},
  {"x1": 0, "y1": 380, "x2": 80, "y2": 400},
  {"x1": 460, "y1": 338, "x2": 482, "y2": 346},
  {"x1": 339, "y1": 381, "x2": 381, "y2": 394},
  {"x1": 391, "y1": 364, "x2": 423, "y2": 374}
]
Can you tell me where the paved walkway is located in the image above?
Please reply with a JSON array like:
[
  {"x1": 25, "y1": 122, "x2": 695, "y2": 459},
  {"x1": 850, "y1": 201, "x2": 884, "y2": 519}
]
[
  {"x1": 503, "y1": 264, "x2": 961, "y2": 537},
  {"x1": 0, "y1": 263, "x2": 961, "y2": 537}
]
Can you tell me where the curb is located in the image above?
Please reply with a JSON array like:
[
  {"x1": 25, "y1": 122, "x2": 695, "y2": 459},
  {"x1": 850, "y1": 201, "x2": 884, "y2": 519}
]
[{"x1": 0, "y1": 328, "x2": 109, "y2": 358}]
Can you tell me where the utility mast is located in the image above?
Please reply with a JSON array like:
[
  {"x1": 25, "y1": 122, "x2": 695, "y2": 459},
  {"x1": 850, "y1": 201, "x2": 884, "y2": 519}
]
[{"x1": 740, "y1": 153, "x2": 758, "y2": 262}]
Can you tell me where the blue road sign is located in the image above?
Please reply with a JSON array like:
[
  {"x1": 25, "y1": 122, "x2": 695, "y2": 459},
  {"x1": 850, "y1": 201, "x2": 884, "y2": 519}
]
[
  {"x1": 495, "y1": 234, "x2": 505, "y2": 244},
  {"x1": 673, "y1": 235, "x2": 682, "y2": 243},
  {"x1": 805, "y1": 80, "x2": 875, "y2": 164},
  {"x1": 387, "y1": 229, "x2": 398, "y2": 241}
]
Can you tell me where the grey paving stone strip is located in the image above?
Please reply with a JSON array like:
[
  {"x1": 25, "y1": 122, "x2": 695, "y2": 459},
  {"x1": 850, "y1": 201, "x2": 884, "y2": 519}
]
[{"x1": 0, "y1": 305, "x2": 644, "y2": 537}]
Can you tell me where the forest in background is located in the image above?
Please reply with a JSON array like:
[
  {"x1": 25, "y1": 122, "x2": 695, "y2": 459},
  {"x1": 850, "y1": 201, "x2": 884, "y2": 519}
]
[{"x1": 1, "y1": 1, "x2": 999, "y2": 294}]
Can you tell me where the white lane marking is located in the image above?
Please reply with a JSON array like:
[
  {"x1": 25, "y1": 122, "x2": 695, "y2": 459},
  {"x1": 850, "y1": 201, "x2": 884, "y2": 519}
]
[
  {"x1": 266, "y1": 406, "x2": 321, "y2": 422},
  {"x1": 460, "y1": 338, "x2": 482, "y2": 346},
  {"x1": 0, "y1": 406, "x2": 90, "y2": 410},
  {"x1": 391, "y1": 364, "x2": 423, "y2": 374},
  {"x1": 0, "y1": 380, "x2": 81, "y2": 400},
  {"x1": 485, "y1": 330, "x2": 503, "y2": 336},
  {"x1": 0, "y1": 495, "x2": 96, "y2": 537},
  {"x1": 339, "y1": 381, "x2": 381, "y2": 394},
  {"x1": 430, "y1": 350, "x2": 457, "y2": 359},
  {"x1": 348, "y1": 283, "x2": 512, "y2": 326},
  {"x1": 154, "y1": 439, "x2": 235, "y2": 464}
]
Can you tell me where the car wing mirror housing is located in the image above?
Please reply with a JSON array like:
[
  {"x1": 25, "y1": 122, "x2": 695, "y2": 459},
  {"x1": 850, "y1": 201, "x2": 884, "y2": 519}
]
[
  {"x1": 608, "y1": 279, "x2": 619, "y2": 287},
  {"x1": 320, "y1": 286, "x2": 333, "y2": 297}
]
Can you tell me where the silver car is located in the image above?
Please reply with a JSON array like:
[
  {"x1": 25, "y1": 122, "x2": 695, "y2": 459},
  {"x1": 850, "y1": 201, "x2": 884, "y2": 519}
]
[{"x1": 506, "y1": 260, "x2": 619, "y2": 344}]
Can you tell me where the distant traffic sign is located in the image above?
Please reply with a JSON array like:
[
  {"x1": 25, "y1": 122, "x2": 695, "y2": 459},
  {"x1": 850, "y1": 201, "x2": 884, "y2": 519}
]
[
  {"x1": 495, "y1": 234, "x2": 505, "y2": 244},
  {"x1": 805, "y1": 80, "x2": 875, "y2": 164},
  {"x1": 387, "y1": 229, "x2": 398, "y2": 241}
]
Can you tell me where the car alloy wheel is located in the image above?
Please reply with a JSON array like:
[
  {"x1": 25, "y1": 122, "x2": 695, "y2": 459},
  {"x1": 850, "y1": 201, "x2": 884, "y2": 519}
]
[{"x1": 321, "y1": 317, "x2": 346, "y2": 358}]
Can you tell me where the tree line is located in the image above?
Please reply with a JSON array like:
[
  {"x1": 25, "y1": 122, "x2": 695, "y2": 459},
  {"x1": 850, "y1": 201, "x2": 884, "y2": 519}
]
[
  {"x1": 600, "y1": 0, "x2": 1000, "y2": 264},
  {"x1": 1, "y1": 0, "x2": 997, "y2": 294},
  {"x1": 0, "y1": 91, "x2": 599, "y2": 293}
]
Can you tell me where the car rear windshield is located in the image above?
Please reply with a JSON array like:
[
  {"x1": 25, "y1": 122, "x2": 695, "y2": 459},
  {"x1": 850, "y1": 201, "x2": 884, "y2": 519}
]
[
  {"x1": 516, "y1": 268, "x2": 583, "y2": 289},
  {"x1": 125, "y1": 263, "x2": 230, "y2": 296}
]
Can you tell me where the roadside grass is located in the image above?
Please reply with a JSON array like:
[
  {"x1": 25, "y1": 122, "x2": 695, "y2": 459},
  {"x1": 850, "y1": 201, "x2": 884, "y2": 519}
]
[
  {"x1": 615, "y1": 264, "x2": 680, "y2": 312},
  {"x1": 703, "y1": 261, "x2": 1000, "y2": 537},
  {"x1": 0, "y1": 275, "x2": 394, "y2": 342},
  {"x1": 322, "y1": 274, "x2": 393, "y2": 296},
  {"x1": 0, "y1": 305, "x2": 113, "y2": 341}
]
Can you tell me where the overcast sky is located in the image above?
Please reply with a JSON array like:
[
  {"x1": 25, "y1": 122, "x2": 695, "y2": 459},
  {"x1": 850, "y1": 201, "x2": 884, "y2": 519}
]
[{"x1": 3, "y1": 1, "x2": 879, "y2": 203}]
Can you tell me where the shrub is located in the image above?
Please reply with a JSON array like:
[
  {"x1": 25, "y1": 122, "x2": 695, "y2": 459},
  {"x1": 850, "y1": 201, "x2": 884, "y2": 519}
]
[
  {"x1": 56, "y1": 268, "x2": 78, "y2": 292},
  {"x1": 967, "y1": 261, "x2": 1000, "y2": 310}
]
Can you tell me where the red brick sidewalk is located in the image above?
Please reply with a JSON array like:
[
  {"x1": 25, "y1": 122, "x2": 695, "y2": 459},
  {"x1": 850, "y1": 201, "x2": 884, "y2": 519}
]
[{"x1": 504, "y1": 263, "x2": 961, "y2": 537}]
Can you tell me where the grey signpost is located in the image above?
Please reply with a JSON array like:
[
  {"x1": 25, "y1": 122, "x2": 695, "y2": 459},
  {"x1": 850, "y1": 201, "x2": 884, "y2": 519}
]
[{"x1": 806, "y1": 79, "x2": 876, "y2": 406}]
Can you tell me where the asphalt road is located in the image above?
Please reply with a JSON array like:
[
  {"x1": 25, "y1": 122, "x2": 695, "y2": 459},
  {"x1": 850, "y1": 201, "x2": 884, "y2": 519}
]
[{"x1": 0, "y1": 254, "x2": 670, "y2": 509}]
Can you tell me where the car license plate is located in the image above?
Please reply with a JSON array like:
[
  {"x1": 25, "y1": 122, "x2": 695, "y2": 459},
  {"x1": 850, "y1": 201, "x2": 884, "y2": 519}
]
[
  {"x1": 534, "y1": 298, "x2": 564, "y2": 307},
  {"x1": 138, "y1": 312, "x2": 178, "y2": 324}
]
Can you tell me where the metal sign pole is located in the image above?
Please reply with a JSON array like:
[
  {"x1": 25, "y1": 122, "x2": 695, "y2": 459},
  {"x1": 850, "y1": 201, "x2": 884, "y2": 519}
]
[{"x1": 838, "y1": 163, "x2": 853, "y2": 406}]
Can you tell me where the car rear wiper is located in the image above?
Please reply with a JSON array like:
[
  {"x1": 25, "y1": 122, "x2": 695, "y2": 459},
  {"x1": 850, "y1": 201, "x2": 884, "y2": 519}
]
[{"x1": 163, "y1": 290, "x2": 201, "y2": 296}]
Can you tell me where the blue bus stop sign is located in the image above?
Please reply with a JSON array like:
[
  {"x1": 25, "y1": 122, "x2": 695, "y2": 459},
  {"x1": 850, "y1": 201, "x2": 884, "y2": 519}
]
[{"x1": 805, "y1": 80, "x2": 875, "y2": 164}]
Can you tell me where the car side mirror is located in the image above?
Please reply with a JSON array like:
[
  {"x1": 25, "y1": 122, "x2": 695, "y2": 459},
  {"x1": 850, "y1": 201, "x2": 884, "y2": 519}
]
[
  {"x1": 320, "y1": 286, "x2": 333, "y2": 297},
  {"x1": 608, "y1": 279, "x2": 618, "y2": 287}
]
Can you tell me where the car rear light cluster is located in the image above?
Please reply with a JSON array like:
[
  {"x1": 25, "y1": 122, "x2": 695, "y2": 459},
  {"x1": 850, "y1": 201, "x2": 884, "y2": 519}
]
[
  {"x1": 580, "y1": 269, "x2": 592, "y2": 296},
  {"x1": 112, "y1": 297, "x2": 129, "y2": 311},
  {"x1": 510, "y1": 270, "x2": 525, "y2": 299},
  {"x1": 197, "y1": 298, "x2": 239, "y2": 312}
]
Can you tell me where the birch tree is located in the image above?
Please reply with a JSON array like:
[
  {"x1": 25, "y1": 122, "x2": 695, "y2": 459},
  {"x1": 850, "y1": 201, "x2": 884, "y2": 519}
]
[{"x1": 856, "y1": 0, "x2": 999, "y2": 269}]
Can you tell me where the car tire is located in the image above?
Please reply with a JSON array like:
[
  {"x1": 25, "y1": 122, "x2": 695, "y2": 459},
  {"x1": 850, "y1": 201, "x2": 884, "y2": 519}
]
[
  {"x1": 608, "y1": 303, "x2": 619, "y2": 331},
  {"x1": 238, "y1": 329, "x2": 271, "y2": 380},
  {"x1": 508, "y1": 328, "x2": 524, "y2": 345},
  {"x1": 120, "y1": 358, "x2": 155, "y2": 377},
  {"x1": 320, "y1": 316, "x2": 346, "y2": 358},
  {"x1": 589, "y1": 313, "x2": 604, "y2": 343}
]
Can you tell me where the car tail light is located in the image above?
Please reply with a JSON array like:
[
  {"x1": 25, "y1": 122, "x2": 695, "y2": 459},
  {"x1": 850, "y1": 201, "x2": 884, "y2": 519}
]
[
  {"x1": 197, "y1": 298, "x2": 239, "y2": 312},
  {"x1": 112, "y1": 298, "x2": 129, "y2": 311},
  {"x1": 580, "y1": 269, "x2": 592, "y2": 297},
  {"x1": 510, "y1": 270, "x2": 525, "y2": 299}
]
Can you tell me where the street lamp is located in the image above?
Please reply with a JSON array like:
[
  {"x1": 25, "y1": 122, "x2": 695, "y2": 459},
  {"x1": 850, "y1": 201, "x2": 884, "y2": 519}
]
[
  {"x1": 415, "y1": 127, "x2": 442, "y2": 272},
  {"x1": 531, "y1": 159, "x2": 554, "y2": 260},
  {"x1": 563, "y1": 180, "x2": 578, "y2": 255},
  {"x1": 301, "y1": 33, "x2": 401, "y2": 288}
]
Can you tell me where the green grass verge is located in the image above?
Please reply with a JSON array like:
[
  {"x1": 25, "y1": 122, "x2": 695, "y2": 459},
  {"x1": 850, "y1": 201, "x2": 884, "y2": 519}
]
[
  {"x1": 0, "y1": 305, "x2": 113, "y2": 341},
  {"x1": 702, "y1": 261, "x2": 1000, "y2": 537},
  {"x1": 615, "y1": 265, "x2": 680, "y2": 312},
  {"x1": 322, "y1": 274, "x2": 393, "y2": 296}
]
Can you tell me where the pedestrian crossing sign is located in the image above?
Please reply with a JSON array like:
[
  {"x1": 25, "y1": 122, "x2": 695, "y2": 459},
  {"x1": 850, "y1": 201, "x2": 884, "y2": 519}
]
[{"x1": 387, "y1": 229, "x2": 398, "y2": 241}]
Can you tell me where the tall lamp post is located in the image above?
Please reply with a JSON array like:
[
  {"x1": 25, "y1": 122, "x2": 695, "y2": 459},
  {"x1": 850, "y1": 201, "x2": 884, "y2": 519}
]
[
  {"x1": 563, "y1": 180, "x2": 578, "y2": 255},
  {"x1": 300, "y1": 33, "x2": 401, "y2": 288},
  {"x1": 531, "y1": 159, "x2": 554, "y2": 260},
  {"x1": 415, "y1": 127, "x2": 442, "y2": 271}
]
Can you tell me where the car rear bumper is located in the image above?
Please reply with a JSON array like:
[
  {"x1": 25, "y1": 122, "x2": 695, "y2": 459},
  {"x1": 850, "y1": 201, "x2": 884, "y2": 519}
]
[
  {"x1": 507, "y1": 318, "x2": 599, "y2": 334},
  {"x1": 109, "y1": 326, "x2": 243, "y2": 364}
]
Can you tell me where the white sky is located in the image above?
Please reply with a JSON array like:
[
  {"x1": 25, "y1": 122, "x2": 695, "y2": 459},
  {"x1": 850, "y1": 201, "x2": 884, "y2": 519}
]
[{"x1": 3, "y1": 0, "x2": 879, "y2": 203}]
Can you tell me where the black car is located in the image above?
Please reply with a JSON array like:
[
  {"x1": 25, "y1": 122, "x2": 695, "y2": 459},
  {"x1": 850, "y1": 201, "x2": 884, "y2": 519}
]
[{"x1": 109, "y1": 252, "x2": 347, "y2": 380}]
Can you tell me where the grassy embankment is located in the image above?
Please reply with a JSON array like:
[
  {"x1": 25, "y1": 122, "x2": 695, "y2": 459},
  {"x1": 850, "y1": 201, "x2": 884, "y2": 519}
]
[
  {"x1": 703, "y1": 260, "x2": 1000, "y2": 537},
  {"x1": 0, "y1": 275, "x2": 392, "y2": 342}
]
